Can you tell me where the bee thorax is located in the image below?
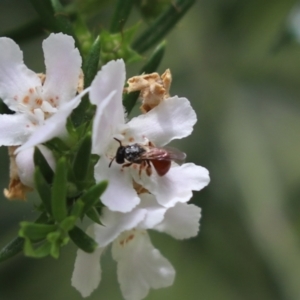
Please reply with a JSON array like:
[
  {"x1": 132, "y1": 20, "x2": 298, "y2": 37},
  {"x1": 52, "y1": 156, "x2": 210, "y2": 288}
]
[{"x1": 124, "y1": 144, "x2": 146, "y2": 162}]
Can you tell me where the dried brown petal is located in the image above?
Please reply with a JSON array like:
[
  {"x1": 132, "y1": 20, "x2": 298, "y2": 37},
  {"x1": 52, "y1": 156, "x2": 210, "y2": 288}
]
[
  {"x1": 126, "y1": 69, "x2": 172, "y2": 113},
  {"x1": 3, "y1": 146, "x2": 32, "y2": 201}
]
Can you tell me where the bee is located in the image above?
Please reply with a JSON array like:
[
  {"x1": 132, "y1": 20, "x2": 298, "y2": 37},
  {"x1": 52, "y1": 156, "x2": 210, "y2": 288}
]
[{"x1": 109, "y1": 138, "x2": 186, "y2": 176}]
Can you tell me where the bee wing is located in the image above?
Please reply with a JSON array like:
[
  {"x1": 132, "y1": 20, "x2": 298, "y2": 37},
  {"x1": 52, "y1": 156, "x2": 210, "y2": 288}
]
[
  {"x1": 163, "y1": 146, "x2": 187, "y2": 162},
  {"x1": 141, "y1": 146, "x2": 186, "y2": 163}
]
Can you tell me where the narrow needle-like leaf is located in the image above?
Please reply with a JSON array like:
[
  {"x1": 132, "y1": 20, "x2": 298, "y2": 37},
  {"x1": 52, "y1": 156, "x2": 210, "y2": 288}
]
[{"x1": 51, "y1": 157, "x2": 68, "y2": 222}]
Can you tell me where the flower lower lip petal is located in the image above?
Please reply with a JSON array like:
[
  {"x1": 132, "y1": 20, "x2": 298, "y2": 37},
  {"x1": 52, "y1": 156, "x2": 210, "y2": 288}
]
[
  {"x1": 112, "y1": 230, "x2": 175, "y2": 300},
  {"x1": 94, "y1": 156, "x2": 140, "y2": 212}
]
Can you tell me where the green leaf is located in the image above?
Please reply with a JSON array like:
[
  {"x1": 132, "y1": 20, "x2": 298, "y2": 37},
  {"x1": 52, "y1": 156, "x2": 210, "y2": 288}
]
[
  {"x1": 81, "y1": 181, "x2": 108, "y2": 215},
  {"x1": 110, "y1": 0, "x2": 134, "y2": 33},
  {"x1": 51, "y1": 157, "x2": 68, "y2": 222},
  {"x1": 23, "y1": 239, "x2": 51, "y2": 258},
  {"x1": 19, "y1": 222, "x2": 57, "y2": 241},
  {"x1": 0, "y1": 214, "x2": 49, "y2": 263},
  {"x1": 132, "y1": 0, "x2": 195, "y2": 53},
  {"x1": 73, "y1": 132, "x2": 92, "y2": 182},
  {"x1": 0, "y1": 237, "x2": 24, "y2": 263},
  {"x1": 34, "y1": 168, "x2": 52, "y2": 214},
  {"x1": 66, "y1": 117, "x2": 78, "y2": 140},
  {"x1": 60, "y1": 216, "x2": 77, "y2": 231},
  {"x1": 69, "y1": 226, "x2": 98, "y2": 253},
  {"x1": 100, "y1": 26, "x2": 142, "y2": 64},
  {"x1": 49, "y1": 241, "x2": 60, "y2": 258},
  {"x1": 45, "y1": 137, "x2": 70, "y2": 153},
  {"x1": 34, "y1": 147, "x2": 54, "y2": 184},
  {"x1": 47, "y1": 232, "x2": 63, "y2": 259},
  {"x1": 123, "y1": 41, "x2": 166, "y2": 114},
  {"x1": 83, "y1": 36, "x2": 101, "y2": 87},
  {"x1": 134, "y1": 0, "x2": 171, "y2": 21},
  {"x1": 71, "y1": 199, "x2": 85, "y2": 218},
  {"x1": 86, "y1": 207, "x2": 101, "y2": 224}
]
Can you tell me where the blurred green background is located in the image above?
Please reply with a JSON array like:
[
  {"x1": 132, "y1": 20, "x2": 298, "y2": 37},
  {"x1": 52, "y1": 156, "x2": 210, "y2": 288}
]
[{"x1": 1, "y1": 0, "x2": 300, "y2": 299}]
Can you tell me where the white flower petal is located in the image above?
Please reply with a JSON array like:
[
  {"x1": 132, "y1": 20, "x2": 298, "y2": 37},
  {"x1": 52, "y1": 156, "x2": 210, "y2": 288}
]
[
  {"x1": 71, "y1": 225, "x2": 103, "y2": 298},
  {"x1": 137, "y1": 194, "x2": 166, "y2": 229},
  {"x1": 92, "y1": 90, "x2": 117, "y2": 154},
  {"x1": 154, "y1": 203, "x2": 201, "y2": 239},
  {"x1": 0, "y1": 114, "x2": 34, "y2": 146},
  {"x1": 126, "y1": 96, "x2": 197, "y2": 146},
  {"x1": 16, "y1": 89, "x2": 88, "y2": 153},
  {"x1": 15, "y1": 145, "x2": 55, "y2": 187},
  {"x1": 112, "y1": 231, "x2": 175, "y2": 300},
  {"x1": 42, "y1": 33, "x2": 82, "y2": 106},
  {"x1": 91, "y1": 60, "x2": 126, "y2": 154},
  {"x1": 94, "y1": 207, "x2": 147, "y2": 248},
  {"x1": 0, "y1": 37, "x2": 41, "y2": 111},
  {"x1": 94, "y1": 156, "x2": 140, "y2": 212},
  {"x1": 133, "y1": 163, "x2": 210, "y2": 207},
  {"x1": 71, "y1": 248, "x2": 103, "y2": 298}
]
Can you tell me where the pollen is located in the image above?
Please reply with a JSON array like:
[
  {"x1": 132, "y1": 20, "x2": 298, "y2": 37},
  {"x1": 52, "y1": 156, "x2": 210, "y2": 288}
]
[
  {"x1": 23, "y1": 96, "x2": 30, "y2": 104},
  {"x1": 119, "y1": 234, "x2": 135, "y2": 246},
  {"x1": 35, "y1": 98, "x2": 42, "y2": 106},
  {"x1": 29, "y1": 88, "x2": 34, "y2": 94},
  {"x1": 129, "y1": 137, "x2": 134, "y2": 142},
  {"x1": 126, "y1": 234, "x2": 134, "y2": 242},
  {"x1": 13, "y1": 95, "x2": 18, "y2": 101}
]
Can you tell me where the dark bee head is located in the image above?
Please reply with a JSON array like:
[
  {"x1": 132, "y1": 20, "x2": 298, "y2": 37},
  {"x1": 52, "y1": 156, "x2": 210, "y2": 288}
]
[{"x1": 115, "y1": 145, "x2": 125, "y2": 164}]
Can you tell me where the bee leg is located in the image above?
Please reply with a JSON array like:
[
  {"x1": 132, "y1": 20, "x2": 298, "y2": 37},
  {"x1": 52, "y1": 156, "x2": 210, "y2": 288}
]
[
  {"x1": 146, "y1": 160, "x2": 152, "y2": 176},
  {"x1": 139, "y1": 161, "x2": 145, "y2": 177},
  {"x1": 122, "y1": 162, "x2": 132, "y2": 169},
  {"x1": 148, "y1": 140, "x2": 155, "y2": 147}
]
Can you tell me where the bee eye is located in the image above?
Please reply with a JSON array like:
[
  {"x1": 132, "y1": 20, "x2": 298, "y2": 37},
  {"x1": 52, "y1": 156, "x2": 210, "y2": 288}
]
[
  {"x1": 115, "y1": 147, "x2": 125, "y2": 164},
  {"x1": 116, "y1": 155, "x2": 125, "y2": 164}
]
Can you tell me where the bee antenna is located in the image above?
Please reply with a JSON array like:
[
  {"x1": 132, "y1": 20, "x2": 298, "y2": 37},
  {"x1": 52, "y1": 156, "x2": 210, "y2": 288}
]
[
  {"x1": 113, "y1": 138, "x2": 122, "y2": 146},
  {"x1": 109, "y1": 157, "x2": 115, "y2": 168}
]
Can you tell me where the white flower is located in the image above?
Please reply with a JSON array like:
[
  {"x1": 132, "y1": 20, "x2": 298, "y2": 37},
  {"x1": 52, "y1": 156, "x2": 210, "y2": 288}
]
[
  {"x1": 0, "y1": 33, "x2": 88, "y2": 190},
  {"x1": 0, "y1": 33, "x2": 84, "y2": 150},
  {"x1": 90, "y1": 59, "x2": 210, "y2": 213},
  {"x1": 71, "y1": 194, "x2": 201, "y2": 300}
]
